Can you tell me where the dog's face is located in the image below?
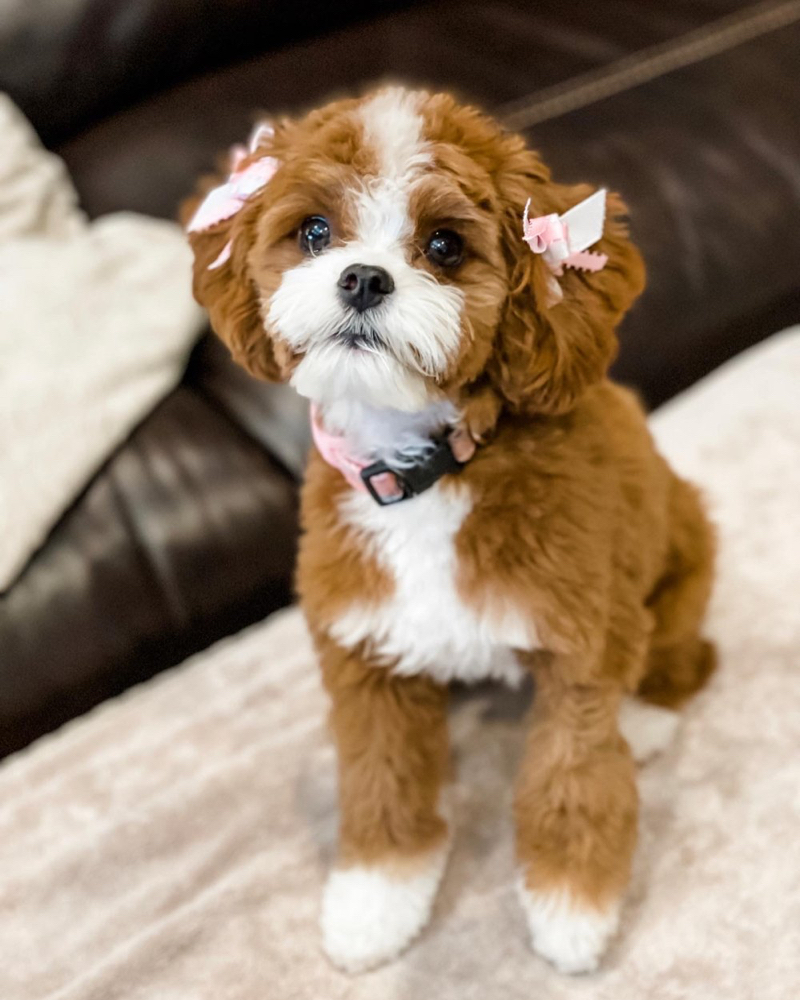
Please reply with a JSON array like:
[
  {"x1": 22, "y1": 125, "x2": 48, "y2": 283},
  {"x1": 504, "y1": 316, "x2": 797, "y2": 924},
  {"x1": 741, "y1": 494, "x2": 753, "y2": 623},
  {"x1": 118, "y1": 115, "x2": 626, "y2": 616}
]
[{"x1": 186, "y1": 88, "x2": 644, "y2": 416}]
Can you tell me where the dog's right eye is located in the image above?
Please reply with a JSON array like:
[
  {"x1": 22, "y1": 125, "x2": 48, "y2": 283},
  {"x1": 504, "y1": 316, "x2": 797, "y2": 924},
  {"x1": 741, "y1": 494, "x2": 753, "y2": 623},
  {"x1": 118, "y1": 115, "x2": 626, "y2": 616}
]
[{"x1": 299, "y1": 216, "x2": 331, "y2": 256}]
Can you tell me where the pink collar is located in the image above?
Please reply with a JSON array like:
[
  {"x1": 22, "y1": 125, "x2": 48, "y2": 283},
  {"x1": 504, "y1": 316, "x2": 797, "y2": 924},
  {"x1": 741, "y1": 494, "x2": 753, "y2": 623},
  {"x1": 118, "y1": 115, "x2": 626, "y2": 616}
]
[
  {"x1": 310, "y1": 404, "x2": 475, "y2": 505},
  {"x1": 310, "y1": 404, "x2": 384, "y2": 493}
]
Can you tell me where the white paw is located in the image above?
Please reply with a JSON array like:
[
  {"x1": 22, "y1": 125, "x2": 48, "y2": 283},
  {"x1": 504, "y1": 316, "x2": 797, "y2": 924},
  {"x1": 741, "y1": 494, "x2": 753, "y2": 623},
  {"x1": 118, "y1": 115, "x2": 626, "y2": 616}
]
[
  {"x1": 321, "y1": 845, "x2": 449, "y2": 973},
  {"x1": 517, "y1": 881, "x2": 620, "y2": 974},
  {"x1": 618, "y1": 696, "x2": 680, "y2": 764}
]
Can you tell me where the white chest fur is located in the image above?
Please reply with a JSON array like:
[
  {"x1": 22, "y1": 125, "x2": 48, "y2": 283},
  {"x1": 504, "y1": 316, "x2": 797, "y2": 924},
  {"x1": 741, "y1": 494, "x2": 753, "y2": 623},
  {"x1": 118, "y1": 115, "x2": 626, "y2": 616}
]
[{"x1": 329, "y1": 482, "x2": 538, "y2": 685}]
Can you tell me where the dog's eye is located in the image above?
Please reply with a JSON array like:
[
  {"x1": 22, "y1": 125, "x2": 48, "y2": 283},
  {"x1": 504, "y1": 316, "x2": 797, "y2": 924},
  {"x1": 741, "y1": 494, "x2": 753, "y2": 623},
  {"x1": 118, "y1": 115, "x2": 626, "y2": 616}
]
[
  {"x1": 426, "y1": 229, "x2": 464, "y2": 268},
  {"x1": 299, "y1": 216, "x2": 331, "y2": 255}
]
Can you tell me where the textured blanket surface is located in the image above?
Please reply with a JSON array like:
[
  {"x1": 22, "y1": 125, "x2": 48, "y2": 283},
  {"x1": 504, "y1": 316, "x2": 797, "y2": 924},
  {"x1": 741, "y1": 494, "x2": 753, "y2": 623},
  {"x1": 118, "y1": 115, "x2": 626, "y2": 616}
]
[
  {"x1": 0, "y1": 94, "x2": 203, "y2": 590},
  {"x1": 1, "y1": 330, "x2": 799, "y2": 999}
]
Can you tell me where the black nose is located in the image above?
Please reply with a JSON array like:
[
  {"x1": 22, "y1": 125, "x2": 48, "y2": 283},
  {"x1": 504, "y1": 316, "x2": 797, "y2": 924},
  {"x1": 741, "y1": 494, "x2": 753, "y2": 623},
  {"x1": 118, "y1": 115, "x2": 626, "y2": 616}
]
[{"x1": 337, "y1": 264, "x2": 394, "y2": 312}]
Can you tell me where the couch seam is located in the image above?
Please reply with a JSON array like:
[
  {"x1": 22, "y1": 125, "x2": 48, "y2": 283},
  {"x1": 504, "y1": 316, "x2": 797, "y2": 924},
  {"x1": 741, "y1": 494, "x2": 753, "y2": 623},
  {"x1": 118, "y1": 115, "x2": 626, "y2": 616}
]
[{"x1": 497, "y1": 0, "x2": 800, "y2": 131}]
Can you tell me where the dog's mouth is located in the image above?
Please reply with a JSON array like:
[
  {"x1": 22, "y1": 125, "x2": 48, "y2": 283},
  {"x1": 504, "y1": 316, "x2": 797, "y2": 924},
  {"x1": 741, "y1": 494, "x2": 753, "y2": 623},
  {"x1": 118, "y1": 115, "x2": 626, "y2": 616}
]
[{"x1": 331, "y1": 325, "x2": 387, "y2": 353}]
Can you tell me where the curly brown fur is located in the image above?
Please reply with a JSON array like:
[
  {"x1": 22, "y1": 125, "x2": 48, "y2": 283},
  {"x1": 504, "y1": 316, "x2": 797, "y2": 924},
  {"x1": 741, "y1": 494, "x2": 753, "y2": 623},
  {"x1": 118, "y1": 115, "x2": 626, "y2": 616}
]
[{"x1": 185, "y1": 86, "x2": 715, "y2": 975}]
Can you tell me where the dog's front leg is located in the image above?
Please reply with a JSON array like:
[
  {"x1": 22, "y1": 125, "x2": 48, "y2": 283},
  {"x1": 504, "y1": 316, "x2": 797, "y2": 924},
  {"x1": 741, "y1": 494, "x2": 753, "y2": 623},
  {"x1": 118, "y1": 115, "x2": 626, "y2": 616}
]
[
  {"x1": 514, "y1": 655, "x2": 637, "y2": 974},
  {"x1": 317, "y1": 637, "x2": 451, "y2": 973}
]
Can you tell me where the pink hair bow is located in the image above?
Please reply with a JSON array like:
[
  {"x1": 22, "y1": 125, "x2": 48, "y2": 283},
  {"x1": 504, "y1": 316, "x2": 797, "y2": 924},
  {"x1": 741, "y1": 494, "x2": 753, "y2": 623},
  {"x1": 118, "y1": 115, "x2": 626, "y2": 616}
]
[
  {"x1": 522, "y1": 212, "x2": 567, "y2": 255},
  {"x1": 186, "y1": 122, "x2": 278, "y2": 270},
  {"x1": 522, "y1": 189, "x2": 609, "y2": 304}
]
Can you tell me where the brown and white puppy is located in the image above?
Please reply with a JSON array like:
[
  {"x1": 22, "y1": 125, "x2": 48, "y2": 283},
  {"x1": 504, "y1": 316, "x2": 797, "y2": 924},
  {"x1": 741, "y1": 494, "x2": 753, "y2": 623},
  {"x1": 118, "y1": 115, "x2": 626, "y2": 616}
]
[{"x1": 184, "y1": 87, "x2": 715, "y2": 975}]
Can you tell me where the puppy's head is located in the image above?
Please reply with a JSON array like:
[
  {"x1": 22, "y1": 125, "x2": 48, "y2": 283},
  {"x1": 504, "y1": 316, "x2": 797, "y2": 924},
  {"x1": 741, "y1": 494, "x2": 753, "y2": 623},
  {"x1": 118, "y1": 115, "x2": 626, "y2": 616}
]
[{"x1": 185, "y1": 87, "x2": 644, "y2": 416}]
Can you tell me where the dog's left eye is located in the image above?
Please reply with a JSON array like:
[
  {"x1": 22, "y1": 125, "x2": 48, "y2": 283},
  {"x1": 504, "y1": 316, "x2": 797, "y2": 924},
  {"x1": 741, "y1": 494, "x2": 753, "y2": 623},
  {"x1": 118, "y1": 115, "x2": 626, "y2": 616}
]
[
  {"x1": 299, "y1": 216, "x2": 331, "y2": 255},
  {"x1": 426, "y1": 229, "x2": 464, "y2": 268}
]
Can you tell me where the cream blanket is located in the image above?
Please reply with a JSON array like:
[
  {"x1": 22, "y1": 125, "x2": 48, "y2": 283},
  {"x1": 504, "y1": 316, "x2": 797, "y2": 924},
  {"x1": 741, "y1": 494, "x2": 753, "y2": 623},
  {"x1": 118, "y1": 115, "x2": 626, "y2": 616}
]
[
  {"x1": 0, "y1": 95, "x2": 203, "y2": 590},
  {"x1": 1, "y1": 329, "x2": 799, "y2": 999}
]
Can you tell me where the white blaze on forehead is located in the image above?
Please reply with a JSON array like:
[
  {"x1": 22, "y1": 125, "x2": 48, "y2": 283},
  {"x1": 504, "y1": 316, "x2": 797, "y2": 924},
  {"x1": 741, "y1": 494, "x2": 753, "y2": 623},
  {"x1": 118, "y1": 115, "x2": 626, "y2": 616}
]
[
  {"x1": 355, "y1": 89, "x2": 430, "y2": 248},
  {"x1": 360, "y1": 88, "x2": 430, "y2": 179}
]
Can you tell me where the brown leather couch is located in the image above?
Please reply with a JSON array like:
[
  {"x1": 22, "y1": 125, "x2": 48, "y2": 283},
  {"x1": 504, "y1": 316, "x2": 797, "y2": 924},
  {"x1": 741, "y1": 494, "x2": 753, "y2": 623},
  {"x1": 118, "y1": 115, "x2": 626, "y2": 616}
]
[{"x1": 2, "y1": 0, "x2": 799, "y2": 757}]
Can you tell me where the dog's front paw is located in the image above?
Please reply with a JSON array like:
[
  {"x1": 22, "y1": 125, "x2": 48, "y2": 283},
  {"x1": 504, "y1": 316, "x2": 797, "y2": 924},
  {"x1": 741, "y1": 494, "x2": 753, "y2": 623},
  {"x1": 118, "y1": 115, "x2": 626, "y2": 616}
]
[
  {"x1": 517, "y1": 882, "x2": 620, "y2": 974},
  {"x1": 321, "y1": 845, "x2": 449, "y2": 973}
]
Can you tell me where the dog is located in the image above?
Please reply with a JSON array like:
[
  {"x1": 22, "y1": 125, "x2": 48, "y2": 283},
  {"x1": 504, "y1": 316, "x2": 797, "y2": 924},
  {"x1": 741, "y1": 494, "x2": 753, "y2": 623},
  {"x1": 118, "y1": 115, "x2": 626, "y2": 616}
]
[{"x1": 184, "y1": 87, "x2": 715, "y2": 976}]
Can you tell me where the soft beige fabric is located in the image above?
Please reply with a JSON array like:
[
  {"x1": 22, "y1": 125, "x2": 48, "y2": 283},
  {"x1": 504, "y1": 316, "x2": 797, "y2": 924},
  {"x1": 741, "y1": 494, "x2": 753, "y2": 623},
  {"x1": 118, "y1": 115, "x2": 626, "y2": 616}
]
[
  {"x1": 0, "y1": 94, "x2": 203, "y2": 590},
  {"x1": 2, "y1": 329, "x2": 800, "y2": 999}
]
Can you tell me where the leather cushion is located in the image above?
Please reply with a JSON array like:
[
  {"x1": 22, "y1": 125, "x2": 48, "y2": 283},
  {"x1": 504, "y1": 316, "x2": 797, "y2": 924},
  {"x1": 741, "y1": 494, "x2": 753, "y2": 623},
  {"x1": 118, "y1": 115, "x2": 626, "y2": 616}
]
[
  {"x1": 0, "y1": 0, "x2": 421, "y2": 145},
  {"x1": 0, "y1": 385, "x2": 299, "y2": 758}
]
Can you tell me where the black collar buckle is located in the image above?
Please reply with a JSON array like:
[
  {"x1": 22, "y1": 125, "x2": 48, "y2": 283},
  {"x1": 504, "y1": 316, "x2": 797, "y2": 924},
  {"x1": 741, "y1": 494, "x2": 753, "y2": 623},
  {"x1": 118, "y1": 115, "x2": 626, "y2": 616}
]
[{"x1": 360, "y1": 436, "x2": 464, "y2": 506}]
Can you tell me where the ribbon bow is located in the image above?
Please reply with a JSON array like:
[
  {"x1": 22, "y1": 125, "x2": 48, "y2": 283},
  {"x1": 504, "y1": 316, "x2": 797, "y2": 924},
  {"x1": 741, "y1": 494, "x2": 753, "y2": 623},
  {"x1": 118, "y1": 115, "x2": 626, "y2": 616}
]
[
  {"x1": 522, "y1": 188, "x2": 609, "y2": 304},
  {"x1": 186, "y1": 122, "x2": 278, "y2": 270},
  {"x1": 522, "y1": 212, "x2": 567, "y2": 256}
]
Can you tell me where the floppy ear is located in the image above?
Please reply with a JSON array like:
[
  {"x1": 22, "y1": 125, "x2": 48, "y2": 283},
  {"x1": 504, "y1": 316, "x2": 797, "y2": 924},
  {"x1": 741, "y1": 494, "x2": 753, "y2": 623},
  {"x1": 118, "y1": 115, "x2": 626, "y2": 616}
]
[
  {"x1": 181, "y1": 158, "x2": 283, "y2": 382},
  {"x1": 490, "y1": 136, "x2": 645, "y2": 415}
]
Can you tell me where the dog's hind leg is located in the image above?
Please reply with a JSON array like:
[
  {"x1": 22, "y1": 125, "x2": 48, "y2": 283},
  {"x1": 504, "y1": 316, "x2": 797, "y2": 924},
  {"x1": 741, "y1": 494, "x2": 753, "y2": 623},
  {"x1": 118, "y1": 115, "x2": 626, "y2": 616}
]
[{"x1": 638, "y1": 474, "x2": 716, "y2": 709}]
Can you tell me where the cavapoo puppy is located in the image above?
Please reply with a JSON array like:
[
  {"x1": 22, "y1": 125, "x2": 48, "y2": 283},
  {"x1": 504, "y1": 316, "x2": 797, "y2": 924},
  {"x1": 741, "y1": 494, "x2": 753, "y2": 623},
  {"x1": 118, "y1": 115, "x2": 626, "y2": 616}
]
[{"x1": 184, "y1": 87, "x2": 715, "y2": 975}]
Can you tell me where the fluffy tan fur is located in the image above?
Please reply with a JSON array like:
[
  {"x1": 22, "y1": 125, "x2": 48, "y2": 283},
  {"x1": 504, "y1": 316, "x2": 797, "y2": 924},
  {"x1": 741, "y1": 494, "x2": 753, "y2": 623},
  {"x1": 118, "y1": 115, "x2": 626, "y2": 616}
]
[{"x1": 185, "y1": 88, "x2": 715, "y2": 967}]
